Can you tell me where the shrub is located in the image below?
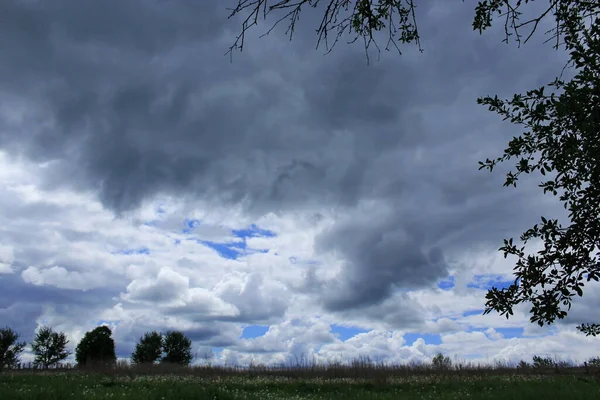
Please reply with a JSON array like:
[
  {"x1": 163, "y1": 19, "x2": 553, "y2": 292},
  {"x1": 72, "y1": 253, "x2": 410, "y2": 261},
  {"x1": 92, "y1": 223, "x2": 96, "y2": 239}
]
[
  {"x1": 586, "y1": 357, "x2": 600, "y2": 367},
  {"x1": 532, "y1": 355, "x2": 555, "y2": 368},
  {"x1": 517, "y1": 360, "x2": 531, "y2": 369},
  {"x1": 431, "y1": 352, "x2": 452, "y2": 370}
]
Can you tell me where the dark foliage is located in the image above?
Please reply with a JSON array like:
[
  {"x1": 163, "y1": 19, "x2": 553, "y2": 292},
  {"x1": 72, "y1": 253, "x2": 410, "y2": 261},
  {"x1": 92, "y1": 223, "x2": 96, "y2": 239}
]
[
  {"x1": 75, "y1": 325, "x2": 117, "y2": 367},
  {"x1": 0, "y1": 327, "x2": 26, "y2": 370},
  {"x1": 131, "y1": 331, "x2": 163, "y2": 365},
  {"x1": 161, "y1": 330, "x2": 193, "y2": 366},
  {"x1": 31, "y1": 326, "x2": 71, "y2": 368}
]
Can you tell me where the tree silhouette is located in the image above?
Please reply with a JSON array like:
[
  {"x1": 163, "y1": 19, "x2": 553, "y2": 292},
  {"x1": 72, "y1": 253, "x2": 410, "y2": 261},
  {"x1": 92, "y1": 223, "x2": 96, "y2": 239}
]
[
  {"x1": 0, "y1": 327, "x2": 26, "y2": 370},
  {"x1": 161, "y1": 331, "x2": 193, "y2": 366},
  {"x1": 131, "y1": 331, "x2": 163, "y2": 365},
  {"x1": 75, "y1": 325, "x2": 117, "y2": 367},
  {"x1": 31, "y1": 326, "x2": 71, "y2": 368}
]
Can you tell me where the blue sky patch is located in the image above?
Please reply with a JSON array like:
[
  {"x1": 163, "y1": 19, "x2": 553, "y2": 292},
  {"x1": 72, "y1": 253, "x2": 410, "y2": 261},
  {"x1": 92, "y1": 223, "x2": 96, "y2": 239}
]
[
  {"x1": 495, "y1": 327, "x2": 524, "y2": 339},
  {"x1": 183, "y1": 218, "x2": 201, "y2": 233},
  {"x1": 112, "y1": 247, "x2": 150, "y2": 255},
  {"x1": 194, "y1": 223, "x2": 273, "y2": 260},
  {"x1": 233, "y1": 224, "x2": 276, "y2": 239},
  {"x1": 242, "y1": 325, "x2": 270, "y2": 339},
  {"x1": 403, "y1": 333, "x2": 442, "y2": 346},
  {"x1": 199, "y1": 240, "x2": 245, "y2": 260},
  {"x1": 330, "y1": 324, "x2": 369, "y2": 341},
  {"x1": 467, "y1": 274, "x2": 513, "y2": 290},
  {"x1": 437, "y1": 275, "x2": 455, "y2": 290},
  {"x1": 462, "y1": 309, "x2": 485, "y2": 317}
]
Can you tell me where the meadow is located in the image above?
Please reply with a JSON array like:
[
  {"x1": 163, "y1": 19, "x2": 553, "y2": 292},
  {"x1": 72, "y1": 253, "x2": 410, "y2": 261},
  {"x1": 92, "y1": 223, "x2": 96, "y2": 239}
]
[{"x1": 2, "y1": 360, "x2": 600, "y2": 400}]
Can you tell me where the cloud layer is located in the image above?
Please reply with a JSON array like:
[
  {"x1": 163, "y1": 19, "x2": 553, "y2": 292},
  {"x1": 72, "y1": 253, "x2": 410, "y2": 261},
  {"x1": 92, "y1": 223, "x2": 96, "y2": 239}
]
[{"x1": 1, "y1": 0, "x2": 595, "y2": 366}]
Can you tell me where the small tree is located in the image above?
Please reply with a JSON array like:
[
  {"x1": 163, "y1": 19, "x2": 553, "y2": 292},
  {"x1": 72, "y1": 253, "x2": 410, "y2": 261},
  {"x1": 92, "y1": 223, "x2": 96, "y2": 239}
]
[
  {"x1": 431, "y1": 352, "x2": 452, "y2": 370},
  {"x1": 0, "y1": 327, "x2": 26, "y2": 370},
  {"x1": 31, "y1": 326, "x2": 70, "y2": 368},
  {"x1": 131, "y1": 331, "x2": 163, "y2": 365},
  {"x1": 75, "y1": 325, "x2": 117, "y2": 367},
  {"x1": 161, "y1": 330, "x2": 193, "y2": 366}
]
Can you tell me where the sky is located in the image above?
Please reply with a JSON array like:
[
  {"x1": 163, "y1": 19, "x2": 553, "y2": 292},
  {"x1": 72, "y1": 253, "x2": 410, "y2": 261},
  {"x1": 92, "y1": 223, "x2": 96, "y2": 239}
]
[{"x1": 1, "y1": 0, "x2": 599, "y2": 367}]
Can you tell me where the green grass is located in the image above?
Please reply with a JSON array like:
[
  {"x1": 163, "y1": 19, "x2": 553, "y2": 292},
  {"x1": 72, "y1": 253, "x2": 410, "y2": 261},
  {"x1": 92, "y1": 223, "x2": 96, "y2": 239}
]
[{"x1": 1, "y1": 372, "x2": 599, "y2": 400}]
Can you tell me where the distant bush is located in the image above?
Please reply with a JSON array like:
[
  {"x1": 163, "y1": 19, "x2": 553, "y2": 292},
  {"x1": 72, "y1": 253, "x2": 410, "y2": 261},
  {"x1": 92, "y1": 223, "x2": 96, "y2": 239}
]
[
  {"x1": 431, "y1": 353, "x2": 452, "y2": 370},
  {"x1": 517, "y1": 360, "x2": 531, "y2": 369},
  {"x1": 532, "y1": 355, "x2": 555, "y2": 368},
  {"x1": 586, "y1": 357, "x2": 600, "y2": 367}
]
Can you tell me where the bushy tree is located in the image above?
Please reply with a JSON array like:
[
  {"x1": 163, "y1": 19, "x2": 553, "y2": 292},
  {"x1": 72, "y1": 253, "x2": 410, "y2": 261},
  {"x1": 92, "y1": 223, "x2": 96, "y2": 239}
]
[
  {"x1": 161, "y1": 330, "x2": 193, "y2": 366},
  {"x1": 31, "y1": 326, "x2": 71, "y2": 368},
  {"x1": 75, "y1": 325, "x2": 117, "y2": 367},
  {"x1": 230, "y1": 0, "x2": 600, "y2": 336},
  {"x1": 0, "y1": 327, "x2": 26, "y2": 370},
  {"x1": 131, "y1": 331, "x2": 163, "y2": 365}
]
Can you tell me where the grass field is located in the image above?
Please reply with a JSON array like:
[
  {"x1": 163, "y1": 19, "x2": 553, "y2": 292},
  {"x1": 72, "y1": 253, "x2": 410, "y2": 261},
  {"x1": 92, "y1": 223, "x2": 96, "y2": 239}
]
[{"x1": 2, "y1": 364, "x2": 600, "y2": 400}]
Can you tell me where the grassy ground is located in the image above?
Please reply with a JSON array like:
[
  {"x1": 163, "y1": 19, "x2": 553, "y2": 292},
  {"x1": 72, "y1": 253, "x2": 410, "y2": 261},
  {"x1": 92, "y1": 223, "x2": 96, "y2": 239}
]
[{"x1": 1, "y1": 370, "x2": 600, "y2": 400}]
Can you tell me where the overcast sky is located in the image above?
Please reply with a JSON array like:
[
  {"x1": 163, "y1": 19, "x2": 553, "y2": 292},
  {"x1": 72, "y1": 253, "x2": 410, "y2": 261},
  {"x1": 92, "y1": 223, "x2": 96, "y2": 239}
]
[{"x1": 1, "y1": 0, "x2": 598, "y2": 366}]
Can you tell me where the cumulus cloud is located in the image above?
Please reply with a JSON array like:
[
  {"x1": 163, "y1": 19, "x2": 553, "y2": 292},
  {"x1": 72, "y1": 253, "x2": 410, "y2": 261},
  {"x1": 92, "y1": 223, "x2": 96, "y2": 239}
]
[
  {"x1": 214, "y1": 272, "x2": 291, "y2": 322},
  {"x1": 21, "y1": 265, "x2": 101, "y2": 291},
  {"x1": 121, "y1": 265, "x2": 241, "y2": 319}
]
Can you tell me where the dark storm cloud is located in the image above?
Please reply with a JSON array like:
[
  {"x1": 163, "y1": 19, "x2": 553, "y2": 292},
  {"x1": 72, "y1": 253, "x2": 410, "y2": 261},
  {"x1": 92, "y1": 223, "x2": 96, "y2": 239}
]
[
  {"x1": 0, "y1": 302, "x2": 43, "y2": 343},
  {"x1": 0, "y1": 0, "x2": 571, "y2": 315},
  {"x1": 0, "y1": 272, "x2": 119, "y2": 310},
  {"x1": 0, "y1": 272, "x2": 120, "y2": 342},
  {"x1": 1, "y1": 0, "x2": 421, "y2": 215},
  {"x1": 315, "y1": 215, "x2": 448, "y2": 311}
]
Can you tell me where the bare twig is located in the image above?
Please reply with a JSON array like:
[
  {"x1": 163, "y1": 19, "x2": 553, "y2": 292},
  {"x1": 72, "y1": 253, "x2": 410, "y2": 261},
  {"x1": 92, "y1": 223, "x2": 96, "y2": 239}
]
[{"x1": 226, "y1": 0, "x2": 422, "y2": 62}]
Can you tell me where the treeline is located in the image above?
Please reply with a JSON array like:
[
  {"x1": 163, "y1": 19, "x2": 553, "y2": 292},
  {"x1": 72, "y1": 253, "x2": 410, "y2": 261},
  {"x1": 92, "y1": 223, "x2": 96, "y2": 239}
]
[{"x1": 0, "y1": 325, "x2": 192, "y2": 370}]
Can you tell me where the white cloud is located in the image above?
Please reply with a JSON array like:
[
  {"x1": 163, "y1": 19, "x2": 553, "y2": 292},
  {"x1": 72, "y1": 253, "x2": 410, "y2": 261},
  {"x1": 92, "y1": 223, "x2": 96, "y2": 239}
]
[
  {"x1": 1, "y1": 149, "x2": 599, "y2": 366},
  {"x1": 214, "y1": 272, "x2": 291, "y2": 322},
  {"x1": 0, "y1": 244, "x2": 14, "y2": 274},
  {"x1": 121, "y1": 266, "x2": 240, "y2": 318},
  {"x1": 21, "y1": 265, "x2": 101, "y2": 291}
]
